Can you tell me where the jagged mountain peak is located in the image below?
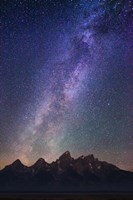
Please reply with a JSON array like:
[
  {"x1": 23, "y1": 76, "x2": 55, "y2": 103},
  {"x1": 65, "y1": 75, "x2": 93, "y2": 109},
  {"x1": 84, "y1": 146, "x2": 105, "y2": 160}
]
[
  {"x1": 59, "y1": 151, "x2": 72, "y2": 160},
  {"x1": 36, "y1": 157, "x2": 46, "y2": 163},
  {"x1": 84, "y1": 154, "x2": 95, "y2": 162},
  {"x1": 4, "y1": 159, "x2": 27, "y2": 171},
  {"x1": 13, "y1": 159, "x2": 22, "y2": 164},
  {"x1": 78, "y1": 155, "x2": 85, "y2": 159},
  {"x1": 0, "y1": 152, "x2": 133, "y2": 192},
  {"x1": 32, "y1": 157, "x2": 48, "y2": 170},
  {"x1": 11, "y1": 159, "x2": 24, "y2": 167},
  {"x1": 58, "y1": 151, "x2": 74, "y2": 169}
]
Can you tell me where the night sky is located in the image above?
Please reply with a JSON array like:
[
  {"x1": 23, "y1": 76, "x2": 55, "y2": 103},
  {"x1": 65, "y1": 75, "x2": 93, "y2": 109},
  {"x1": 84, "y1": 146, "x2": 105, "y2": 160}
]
[{"x1": 0, "y1": 0, "x2": 133, "y2": 171}]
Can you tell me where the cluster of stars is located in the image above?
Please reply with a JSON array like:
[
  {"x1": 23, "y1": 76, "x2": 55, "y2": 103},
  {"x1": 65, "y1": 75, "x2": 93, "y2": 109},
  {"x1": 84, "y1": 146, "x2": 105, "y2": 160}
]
[{"x1": 0, "y1": 0, "x2": 133, "y2": 172}]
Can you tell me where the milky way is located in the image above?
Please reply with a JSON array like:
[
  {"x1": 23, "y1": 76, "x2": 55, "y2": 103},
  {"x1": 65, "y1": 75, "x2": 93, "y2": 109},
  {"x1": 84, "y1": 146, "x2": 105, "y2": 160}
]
[{"x1": 1, "y1": 0, "x2": 133, "y2": 171}]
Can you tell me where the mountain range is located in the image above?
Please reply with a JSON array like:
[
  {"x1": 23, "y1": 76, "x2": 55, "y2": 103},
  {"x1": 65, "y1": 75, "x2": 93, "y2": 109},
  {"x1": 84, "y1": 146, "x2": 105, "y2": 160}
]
[{"x1": 0, "y1": 151, "x2": 133, "y2": 192}]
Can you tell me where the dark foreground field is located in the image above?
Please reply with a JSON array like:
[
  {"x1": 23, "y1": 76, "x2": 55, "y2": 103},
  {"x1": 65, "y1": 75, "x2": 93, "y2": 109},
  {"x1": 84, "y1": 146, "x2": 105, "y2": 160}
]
[{"x1": 0, "y1": 193, "x2": 133, "y2": 200}]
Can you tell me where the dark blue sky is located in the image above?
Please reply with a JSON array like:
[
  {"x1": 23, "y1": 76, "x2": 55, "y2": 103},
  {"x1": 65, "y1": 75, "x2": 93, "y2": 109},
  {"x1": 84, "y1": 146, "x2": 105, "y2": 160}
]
[{"x1": 0, "y1": 0, "x2": 133, "y2": 171}]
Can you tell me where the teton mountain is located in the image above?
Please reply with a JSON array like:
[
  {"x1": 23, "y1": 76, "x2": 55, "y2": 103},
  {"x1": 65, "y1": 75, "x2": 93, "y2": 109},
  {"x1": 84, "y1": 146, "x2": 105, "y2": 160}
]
[{"x1": 0, "y1": 151, "x2": 133, "y2": 192}]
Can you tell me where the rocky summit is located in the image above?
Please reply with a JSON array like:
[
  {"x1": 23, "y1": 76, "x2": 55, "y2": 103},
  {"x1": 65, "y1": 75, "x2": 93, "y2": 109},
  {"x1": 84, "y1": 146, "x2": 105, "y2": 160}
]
[{"x1": 0, "y1": 151, "x2": 133, "y2": 192}]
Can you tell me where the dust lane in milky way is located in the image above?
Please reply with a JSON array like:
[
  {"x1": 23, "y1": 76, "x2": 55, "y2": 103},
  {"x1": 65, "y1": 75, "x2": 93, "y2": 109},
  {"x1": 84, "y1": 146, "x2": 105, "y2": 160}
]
[{"x1": 0, "y1": 0, "x2": 133, "y2": 171}]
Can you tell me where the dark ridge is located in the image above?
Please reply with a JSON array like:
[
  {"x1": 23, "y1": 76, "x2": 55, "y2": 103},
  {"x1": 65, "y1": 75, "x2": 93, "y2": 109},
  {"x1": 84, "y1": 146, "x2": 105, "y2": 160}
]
[{"x1": 0, "y1": 151, "x2": 133, "y2": 192}]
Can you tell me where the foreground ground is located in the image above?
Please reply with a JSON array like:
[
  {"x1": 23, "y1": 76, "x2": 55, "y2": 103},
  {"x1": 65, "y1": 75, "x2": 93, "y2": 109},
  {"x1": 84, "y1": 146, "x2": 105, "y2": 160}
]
[{"x1": 0, "y1": 193, "x2": 133, "y2": 200}]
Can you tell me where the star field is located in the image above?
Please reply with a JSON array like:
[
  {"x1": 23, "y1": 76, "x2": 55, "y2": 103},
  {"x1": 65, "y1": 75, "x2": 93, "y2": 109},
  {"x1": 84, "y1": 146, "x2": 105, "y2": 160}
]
[{"x1": 0, "y1": 0, "x2": 133, "y2": 171}]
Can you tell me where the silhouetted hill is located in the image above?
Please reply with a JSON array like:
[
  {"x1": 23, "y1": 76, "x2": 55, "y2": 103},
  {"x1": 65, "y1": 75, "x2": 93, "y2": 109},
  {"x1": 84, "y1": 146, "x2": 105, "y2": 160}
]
[{"x1": 0, "y1": 152, "x2": 133, "y2": 192}]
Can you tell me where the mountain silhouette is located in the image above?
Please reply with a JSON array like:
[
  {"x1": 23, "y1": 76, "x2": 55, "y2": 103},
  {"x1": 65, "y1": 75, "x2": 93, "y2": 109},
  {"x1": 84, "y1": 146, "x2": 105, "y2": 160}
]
[{"x1": 0, "y1": 151, "x2": 133, "y2": 192}]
